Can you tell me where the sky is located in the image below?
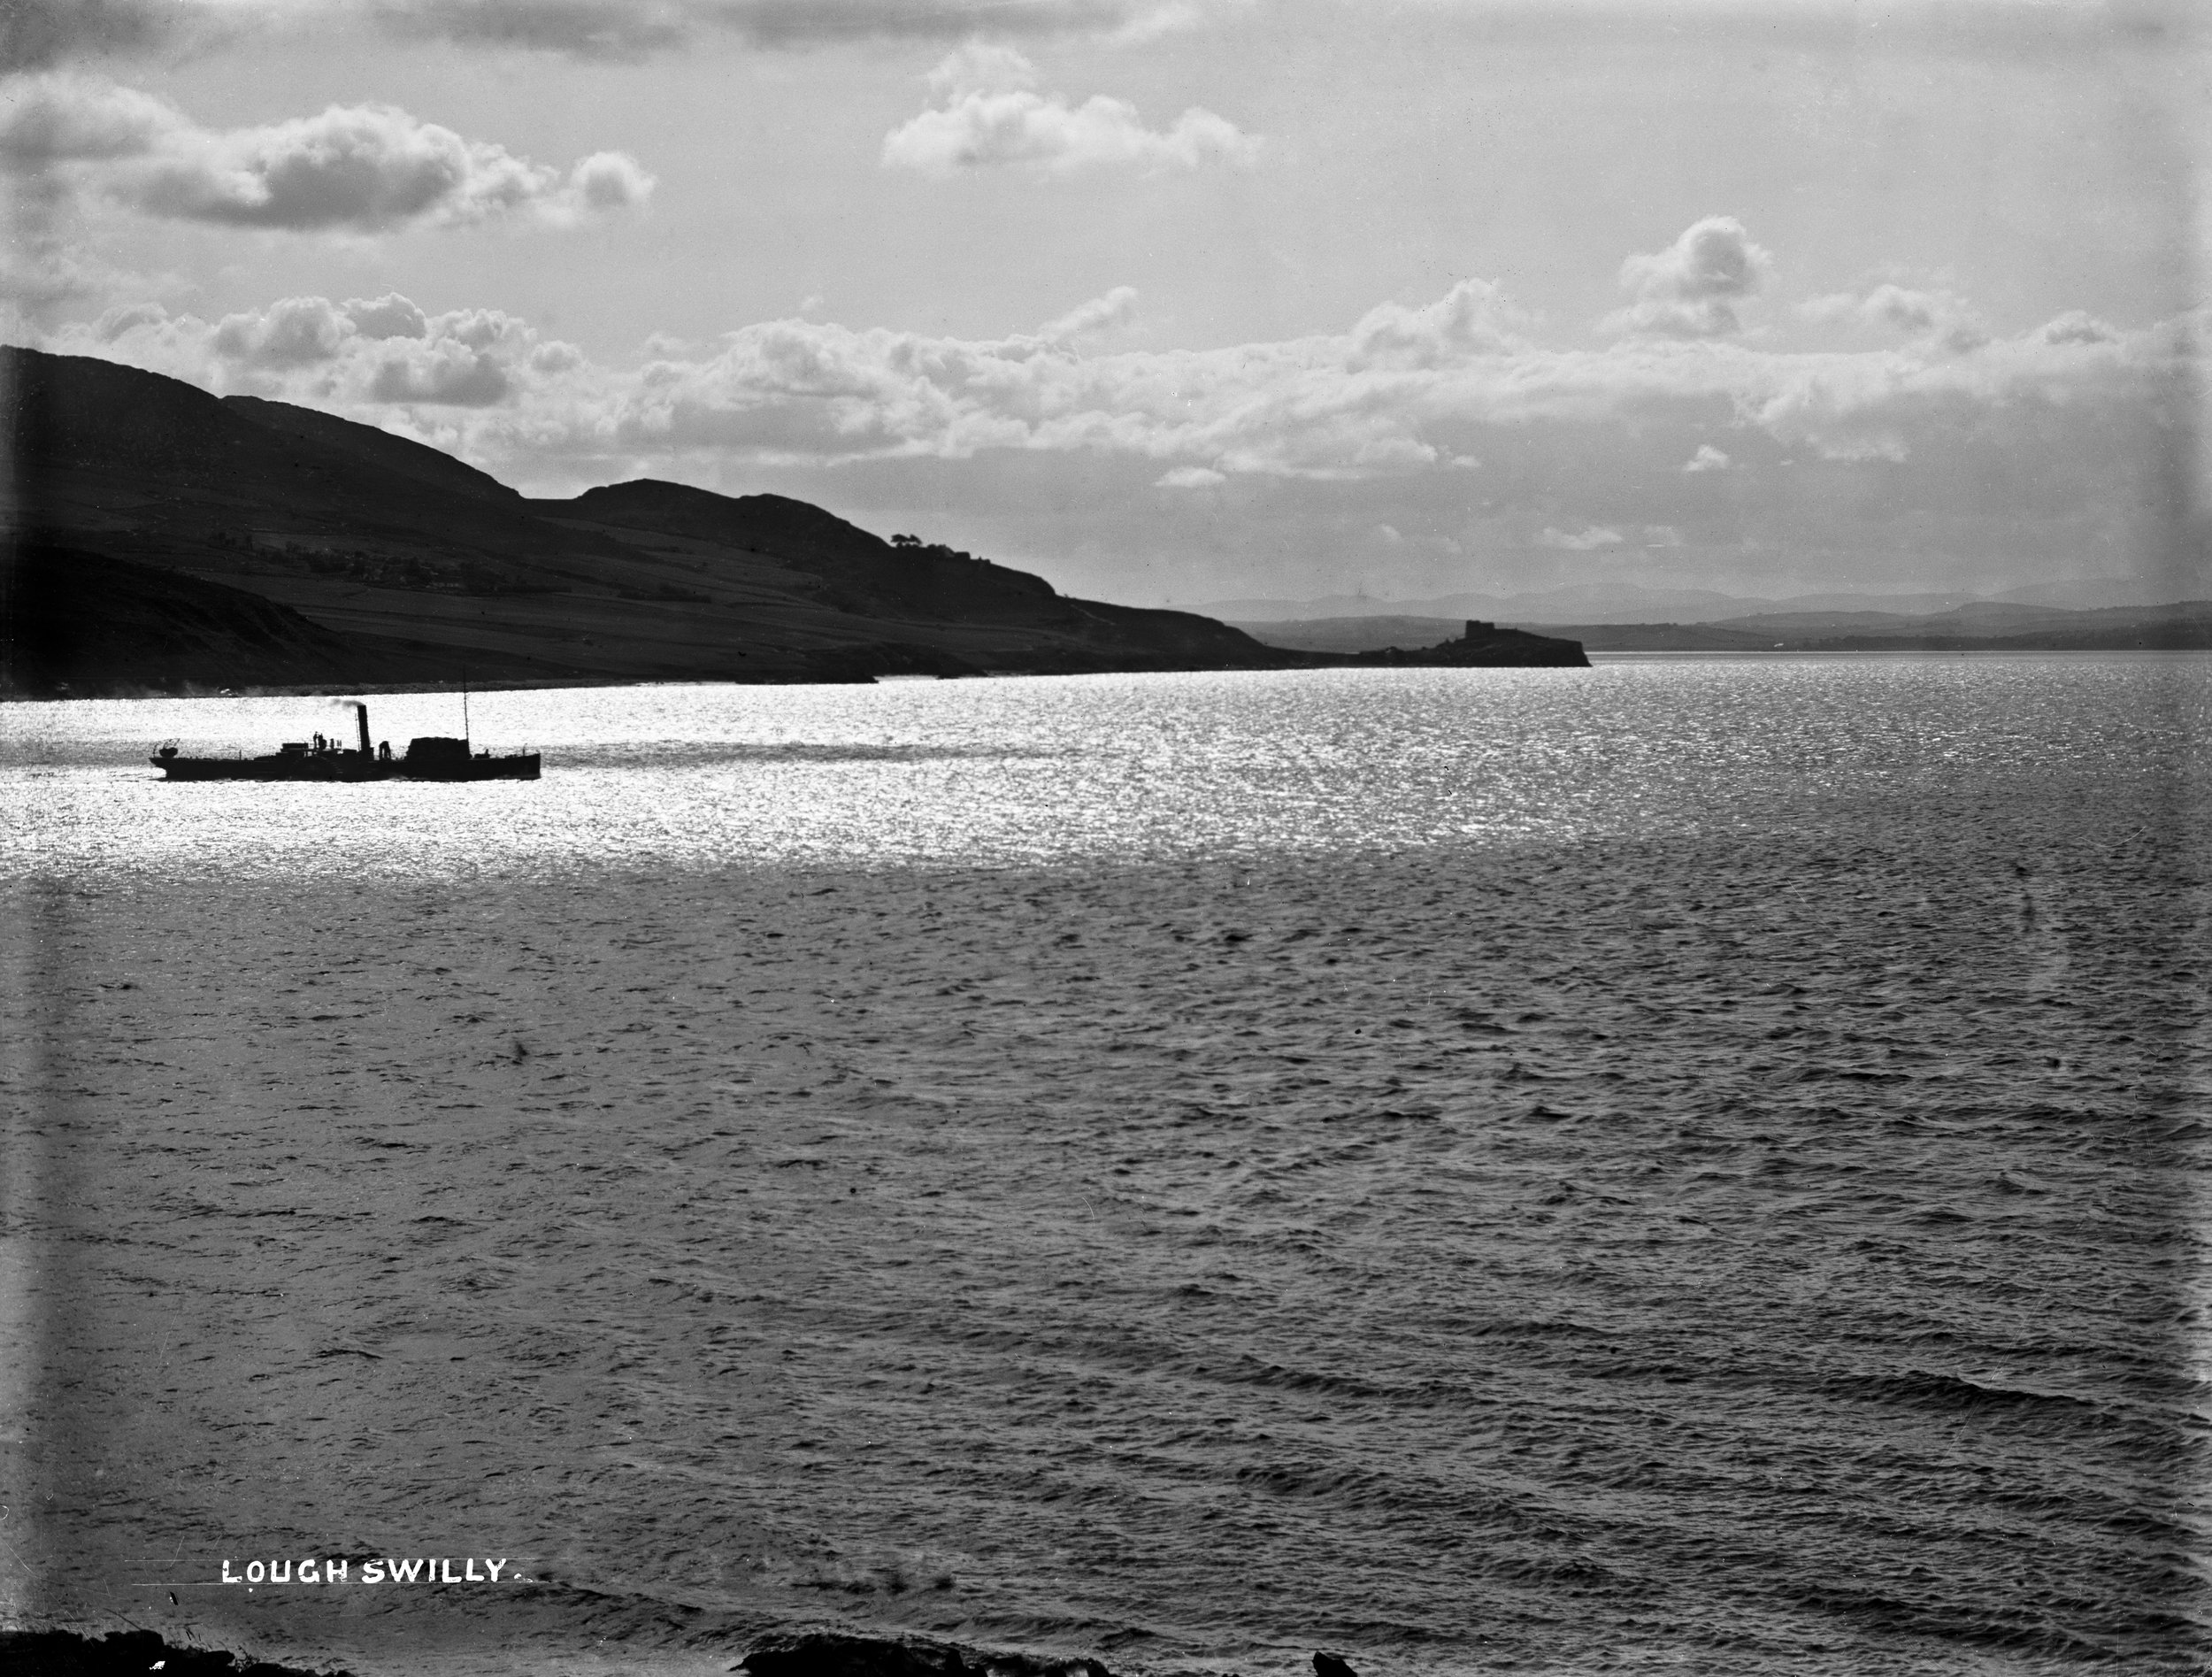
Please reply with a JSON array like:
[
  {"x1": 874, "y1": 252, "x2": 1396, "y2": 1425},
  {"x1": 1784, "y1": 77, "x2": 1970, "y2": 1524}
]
[{"x1": 3, "y1": 0, "x2": 2207, "y2": 608}]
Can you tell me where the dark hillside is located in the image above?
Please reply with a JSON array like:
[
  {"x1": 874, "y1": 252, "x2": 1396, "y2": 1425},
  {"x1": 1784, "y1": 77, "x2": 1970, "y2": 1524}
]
[
  {"x1": 3, "y1": 542, "x2": 378, "y2": 695},
  {"x1": 561, "y1": 481, "x2": 919, "y2": 566},
  {"x1": 6, "y1": 348, "x2": 638, "y2": 581},
  {"x1": 2, "y1": 347, "x2": 1578, "y2": 688},
  {"x1": 224, "y1": 395, "x2": 521, "y2": 505},
  {"x1": 547, "y1": 480, "x2": 1063, "y2": 618},
  {"x1": 544, "y1": 478, "x2": 1278, "y2": 667}
]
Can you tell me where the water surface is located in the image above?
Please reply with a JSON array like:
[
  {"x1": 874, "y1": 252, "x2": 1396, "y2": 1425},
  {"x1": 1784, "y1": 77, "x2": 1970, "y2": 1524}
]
[{"x1": 3, "y1": 658, "x2": 2206, "y2": 1676}]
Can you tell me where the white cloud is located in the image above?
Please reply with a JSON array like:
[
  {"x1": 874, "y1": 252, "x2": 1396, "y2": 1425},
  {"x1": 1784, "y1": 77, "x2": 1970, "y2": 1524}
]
[
  {"x1": 1602, "y1": 214, "x2": 1771, "y2": 339},
  {"x1": 43, "y1": 261, "x2": 2195, "y2": 604},
  {"x1": 46, "y1": 267, "x2": 2188, "y2": 523},
  {"x1": 1348, "y1": 279, "x2": 1527, "y2": 369},
  {"x1": 0, "y1": 70, "x2": 173, "y2": 161},
  {"x1": 1537, "y1": 525, "x2": 1624, "y2": 550},
  {"x1": 65, "y1": 290, "x2": 578, "y2": 409},
  {"x1": 367, "y1": 335, "x2": 516, "y2": 404},
  {"x1": 2037, "y1": 310, "x2": 2119, "y2": 347},
  {"x1": 1801, "y1": 281, "x2": 1986, "y2": 352},
  {"x1": 0, "y1": 73, "x2": 653, "y2": 234},
  {"x1": 565, "y1": 150, "x2": 655, "y2": 215},
  {"x1": 882, "y1": 46, "x2": 1256, "y2": 174},
  {"x1": 1039, "y1": 283, "x2": 1138, "y2": 342},
  {"x1": 212, "y1": 295, "x2": 356, "y2": 366},
  {"x1": 345, "y1": 291, "x2": 430, "y2": 340}
]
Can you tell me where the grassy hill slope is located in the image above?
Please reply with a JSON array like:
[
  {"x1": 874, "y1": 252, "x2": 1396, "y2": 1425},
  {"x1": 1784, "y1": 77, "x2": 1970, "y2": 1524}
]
[{"x1": 4, "y1": 347, "x2": 1289, "y2": 690}]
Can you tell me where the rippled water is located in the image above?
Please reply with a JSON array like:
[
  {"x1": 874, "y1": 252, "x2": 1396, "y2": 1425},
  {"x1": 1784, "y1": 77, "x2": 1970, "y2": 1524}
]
[
  {"x1": 3, "y1": 658, "x2": 2208, "y2": 1676},
  {"x1": 12, "y1": 657, "x2": 2198, "y2": 875}
]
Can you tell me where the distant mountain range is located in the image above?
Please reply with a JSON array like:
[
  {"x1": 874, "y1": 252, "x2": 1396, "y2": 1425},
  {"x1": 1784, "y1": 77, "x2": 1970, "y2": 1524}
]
[
  {"x1": 1241, "y1": 602, "x2": 2212, "y2": 656},
  {"x1": 1204, "y1": 576, "x2": 2200, "y2": 627},
  {"x1": 1, "y1": 348, "x2": 1293, "y2": 696}
]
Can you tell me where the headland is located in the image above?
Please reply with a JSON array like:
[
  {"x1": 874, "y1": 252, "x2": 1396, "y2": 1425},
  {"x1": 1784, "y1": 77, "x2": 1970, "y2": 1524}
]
[{"x1": 2, "y1": 349, "x2": 1585, "y2": 697}]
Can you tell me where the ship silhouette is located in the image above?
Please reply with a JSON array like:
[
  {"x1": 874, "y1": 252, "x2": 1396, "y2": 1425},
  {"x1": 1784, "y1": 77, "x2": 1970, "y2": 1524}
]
[{"x1": 151, "y1": 702, "x2": 540, "y2": 781}]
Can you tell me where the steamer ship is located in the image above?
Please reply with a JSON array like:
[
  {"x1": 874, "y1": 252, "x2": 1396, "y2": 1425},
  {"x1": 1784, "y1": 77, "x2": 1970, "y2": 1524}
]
[{"x1": 152, "y1": 703, "x2": 540, "y2": 781}]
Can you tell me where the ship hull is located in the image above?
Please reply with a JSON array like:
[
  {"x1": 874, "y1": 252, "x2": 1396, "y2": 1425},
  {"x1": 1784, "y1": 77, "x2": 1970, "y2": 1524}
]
[
  {"x1": 153, "y1": 755, "x2": 386, "y2": 782},
  {"x1": 150, "y1": 703, "x2": 540, "y2": 782},
  {"x1": 417, "y1": 754, "x2": 541, "y2": 782},
  {"x1": 152, "y1": 754, "x2": 541, "y2": 782}
]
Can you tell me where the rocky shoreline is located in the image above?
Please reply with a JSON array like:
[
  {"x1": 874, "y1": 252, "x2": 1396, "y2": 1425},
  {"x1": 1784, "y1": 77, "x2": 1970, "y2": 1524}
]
[
  {"x1": 0, "y1": 1627, "x2": 348, "y2": 1676},
  {"x1": 0, "y1": 1627, "x2": 1333, "y2": 1677}
]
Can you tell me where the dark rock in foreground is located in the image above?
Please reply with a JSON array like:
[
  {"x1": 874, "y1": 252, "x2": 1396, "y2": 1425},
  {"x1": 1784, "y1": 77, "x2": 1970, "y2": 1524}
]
[
  {"x1": 0, "y1": 1628, "x2": 347, "y2": 1677},
  {"x1": 1345, "y1": 618, "x2": 1589, "y2": 668},
  {"x1": 1313, "y1": 1654, "x2": 1361, "y2": 1677},
  {"x1": 740, "y1": 1631, "x2": 1111, "y2": 1677}
]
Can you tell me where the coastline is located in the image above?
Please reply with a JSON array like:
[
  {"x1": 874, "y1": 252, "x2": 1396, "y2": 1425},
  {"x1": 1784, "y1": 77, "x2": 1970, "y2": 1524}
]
[
  {"x1": 0, "y1": 1625, "x2": 1141, "y2": 1677},
  {"x1": 10, "y1": 643, "x2": 2203, "y2": 707},
  {"x1": 0, "y1": 1627, "x2": 349, "y2": 1676}
]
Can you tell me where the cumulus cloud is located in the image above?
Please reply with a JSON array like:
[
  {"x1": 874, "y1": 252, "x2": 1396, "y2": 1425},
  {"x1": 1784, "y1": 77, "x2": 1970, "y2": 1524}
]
[
  {"x1": 0, "y1": 234, "x2": 142, "y2": 319},
  {"x1": 1039, "y1": 283, "x2": 1139, "y2": 342},
  {"x1": 211, "y1": 295, "x2": 358, "y2": 366},
  {"x1": 368, "y1": 340, "x2": 513, "y2": 404},
  {"x1": 48, "y1": 254, "x2": 2187, "y2": 520},
  {"x1": 30, "y1": 219, "x2": 2193, "y2": 603},
  {"x1": 1537, "y1": 525, "x2": 1624, "y2": 550},
  {"x1": 2040, "y1": 309, "x2": 2123, "y2": 347},
  {"x1": 1861, "y1": 283, "x2": 1967, "y2": 337},
  {"x1": 0, "y1": 73, "x2": 163, "y2": 324},
  {"x1": 62, "y1": 291, "x2": 579, "y2": 411},
  {"x1": 1801, "y1": 281, "x2": 1987, "y2": 352},
  {"x1": 345, "y1": 291, "x2": 430, "y2": 340},
  {"x1": 1602, "y1": 215, "x2": 1771, "y2": 339},
  {"x1": 1348, "y1": 279, "x2": 1527, "y2": 370},
  {"x1": 882, "y1": 45, "x2": 1256, "y2": 174},
  {"x1": 0, "y1": 73, "x2": 653, "y2": 235},
  {"x1": 0, "y1": 71, "x2": 173, "y2": 163},
  {"x1": 676, "y1": 290, "x2": 2144, "y2": 481}
]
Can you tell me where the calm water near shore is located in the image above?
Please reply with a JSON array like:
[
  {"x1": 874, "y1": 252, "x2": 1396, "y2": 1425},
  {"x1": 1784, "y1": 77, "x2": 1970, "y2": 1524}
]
[{"x1": 3, "y1": 657, "x2": 2208, "y2": 1675}]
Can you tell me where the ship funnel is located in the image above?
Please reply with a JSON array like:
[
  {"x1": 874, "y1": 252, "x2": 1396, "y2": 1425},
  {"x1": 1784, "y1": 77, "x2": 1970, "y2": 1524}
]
[{"x1": 355, "y1": 702, "x2": 372, "y2": 758}]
